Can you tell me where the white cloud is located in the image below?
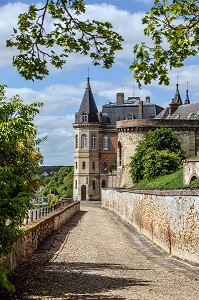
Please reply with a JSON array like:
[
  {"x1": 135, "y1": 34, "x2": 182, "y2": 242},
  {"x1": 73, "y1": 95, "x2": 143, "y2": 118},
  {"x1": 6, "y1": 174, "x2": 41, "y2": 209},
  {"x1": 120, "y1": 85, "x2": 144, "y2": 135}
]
[{"x1": 0, "y1": 2, "x2": 148, "y2": 69}]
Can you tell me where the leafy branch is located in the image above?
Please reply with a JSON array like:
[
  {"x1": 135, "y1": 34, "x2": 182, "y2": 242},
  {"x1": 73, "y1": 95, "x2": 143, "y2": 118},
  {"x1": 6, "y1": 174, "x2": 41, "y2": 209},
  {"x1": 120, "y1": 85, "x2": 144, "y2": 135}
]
[
  {"x1": 6, "y1": 0, "x2": 123, "y2": 80},
  {"x1": 130, "y1": 0, "x2": 199, "y2": 87}
]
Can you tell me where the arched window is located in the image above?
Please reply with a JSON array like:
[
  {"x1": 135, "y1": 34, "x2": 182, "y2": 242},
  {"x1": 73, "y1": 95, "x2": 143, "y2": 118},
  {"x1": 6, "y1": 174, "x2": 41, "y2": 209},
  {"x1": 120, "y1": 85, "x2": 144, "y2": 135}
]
[
  {"x1": 81, "y1": 134, "x2": 87, "y2": 148},
  {"x1": 75, "y1": 162, "x2": 77, "y2": 169},
  {"x1": 103, "y1": 161, "x2": 108, "y2": 173},
  {"x1": 91, "y1": 135, "x2": 96, "y2": 149},
  {"x1": 103, "y1": 135, "x2": 109, "y2": 150},
  {"x1": 127, "y1": 114, "x2": 133, "y2": 120},
  {"x1": 75, "y1": 180, "x2": 77, "y2": 189},
  {"x1": 82, "y1": 161, "x2": 86, "y2": 169},
  {"x1": 75, "y1": 134, "x2": 78, "y2": 148},
  {"x1": 82, "y1": 112, "x2": 88, "y2": 122},
  {"x1": 92, "y1": 161, "x2": 95, "y2": 170},
  {"x1": 101, "y1": 180, "x2": 106, "y2": 188},
  {"x1": 92, "y1": 180, "x2": 96, "y2": 190}
]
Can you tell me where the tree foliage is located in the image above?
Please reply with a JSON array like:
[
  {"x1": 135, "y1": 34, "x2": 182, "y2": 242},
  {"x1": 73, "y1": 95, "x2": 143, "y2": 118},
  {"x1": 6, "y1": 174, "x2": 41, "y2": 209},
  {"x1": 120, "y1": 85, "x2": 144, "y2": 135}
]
[
  {"x1": 130, "y1": 0, "x2": 199, "y2": 87},
  {"x1": 0, "y1": 84, "x2": 43, "y2": 292},
  {"x1": 41, "y1": 166, "x2": 74, "y2": 198},
  {"x1": 130, "y1": 127, "x2": 185, "y2": 183},
  {"x1": 6, "y1": 0, "x2": 123, "y2": 80}
]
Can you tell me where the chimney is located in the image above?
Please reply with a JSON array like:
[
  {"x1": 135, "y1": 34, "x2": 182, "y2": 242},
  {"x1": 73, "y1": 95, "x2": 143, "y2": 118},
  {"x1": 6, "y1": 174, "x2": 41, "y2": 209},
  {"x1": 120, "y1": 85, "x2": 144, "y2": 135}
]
[
  {"x1": 168, "y1": 100, "x2": 179, "y2": 115},
  {"x1": 139, "y1": 100, "x2": 143, "y2": 119},
  {"x1": 116, "y1": 93, "x2": 124, "y2": 105},
  {"x1": 145, "y1": 96, "x2": 150, "y2": 104}
]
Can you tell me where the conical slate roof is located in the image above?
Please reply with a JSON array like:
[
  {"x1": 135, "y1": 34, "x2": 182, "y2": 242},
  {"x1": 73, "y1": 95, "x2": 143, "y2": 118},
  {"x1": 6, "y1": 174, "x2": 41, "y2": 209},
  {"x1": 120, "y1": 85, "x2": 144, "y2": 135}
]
[
  {"x1": 184, "y1": 89, "x2": 190, "y2": 105},
  {"x1": 174, "y1": 84, "x2": 182, "y2": 105},
  {"x1": 75, "y1": 78, "x2": 99, "y2": 123}
]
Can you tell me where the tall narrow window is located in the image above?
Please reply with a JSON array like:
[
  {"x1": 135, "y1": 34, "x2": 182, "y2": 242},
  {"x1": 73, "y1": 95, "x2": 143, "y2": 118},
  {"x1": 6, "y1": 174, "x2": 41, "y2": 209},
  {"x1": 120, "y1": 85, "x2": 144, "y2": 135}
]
[
  {"x1": 75, "y1": 134, "x2": 78, "y2": 148},
  {"x1": 81, "y1": 134, "x2": 87, "y2": 148},
  {"x1": 102, "y1": 180, "x2": 106, "y2": 188},
  {"x1": 92, "y1": 161, "x2": 95, "y2": 170},
  {"x1": 92, "y1": 180, "x2": 96, "y2": 190},
  {"x1": 82, "y1": 112, "x2": 88, "y2": 122},
  {"x1": 82, "y1": 161, "x2": 86, "y2": 169},
  {"x1": 91, "y1": 135, "x2": 96, "y2": 149},
  {"x1": 103, "y1": 135, "x2": 109, "y2": 150},
  {"x1": 103, "y1": 161, "x2": 108, "y2": 173},
  {"x1": 75, "y1": 162, "x2": 77, "y2": 169},
  {"x1": 118, "y1": 141, "x2": 122, "y2": 166},
  {"x1": 75, "y1": 180, "x2": 77, "y2": 189}
]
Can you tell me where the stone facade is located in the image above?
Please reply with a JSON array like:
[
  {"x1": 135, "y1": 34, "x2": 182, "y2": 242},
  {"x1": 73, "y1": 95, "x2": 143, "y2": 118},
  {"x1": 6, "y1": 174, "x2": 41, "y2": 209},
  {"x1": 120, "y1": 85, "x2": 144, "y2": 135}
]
[
  {"x1": 102, "y1": 188, "x2": 199, "y2": 264},
  {"x1": 116, "y1": 119, "x2": 199, "y2": 187}
]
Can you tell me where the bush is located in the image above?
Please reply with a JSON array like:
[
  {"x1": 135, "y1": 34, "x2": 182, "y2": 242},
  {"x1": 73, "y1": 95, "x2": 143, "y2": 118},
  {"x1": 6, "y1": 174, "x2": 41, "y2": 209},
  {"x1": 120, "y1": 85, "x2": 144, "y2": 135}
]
[
  {"x1": 130, "y1": 127, "x2": 185, "y2": 183},
  {"x1": 143, "y1": 149, "x2": 182, "y2": 179}
]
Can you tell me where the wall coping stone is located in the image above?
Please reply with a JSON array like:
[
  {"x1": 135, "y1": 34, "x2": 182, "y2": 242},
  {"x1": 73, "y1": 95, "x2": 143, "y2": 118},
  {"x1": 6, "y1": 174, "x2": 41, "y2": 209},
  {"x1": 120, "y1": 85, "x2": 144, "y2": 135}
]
[{"x1": 103, "y1": 187, "x2": 199, "y2": 196}]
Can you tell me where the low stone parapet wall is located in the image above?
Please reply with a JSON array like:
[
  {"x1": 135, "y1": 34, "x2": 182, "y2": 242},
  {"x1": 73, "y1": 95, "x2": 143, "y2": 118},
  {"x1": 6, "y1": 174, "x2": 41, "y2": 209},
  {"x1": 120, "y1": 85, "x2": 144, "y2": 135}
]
[
  {"x1": 0, "y1": 201, "x2": 80, "y2": 272},
  {"x1": 102, "y1": 188, "x2": 199, "y2": 264}
]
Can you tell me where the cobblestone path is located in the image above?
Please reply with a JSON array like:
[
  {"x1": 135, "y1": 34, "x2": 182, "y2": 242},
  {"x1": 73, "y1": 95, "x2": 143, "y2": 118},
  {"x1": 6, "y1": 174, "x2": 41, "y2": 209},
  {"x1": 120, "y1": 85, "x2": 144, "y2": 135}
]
[{"x1": 8, "y1": 201, "x2": 199, "y2": 300}]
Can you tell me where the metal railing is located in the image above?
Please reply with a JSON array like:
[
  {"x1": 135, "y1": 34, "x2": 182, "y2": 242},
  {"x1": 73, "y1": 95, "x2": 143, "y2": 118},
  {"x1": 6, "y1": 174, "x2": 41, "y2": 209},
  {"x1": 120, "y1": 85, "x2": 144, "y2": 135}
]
[{"x1": 23, "y1": 198, "x2": 73, "y2": 225}]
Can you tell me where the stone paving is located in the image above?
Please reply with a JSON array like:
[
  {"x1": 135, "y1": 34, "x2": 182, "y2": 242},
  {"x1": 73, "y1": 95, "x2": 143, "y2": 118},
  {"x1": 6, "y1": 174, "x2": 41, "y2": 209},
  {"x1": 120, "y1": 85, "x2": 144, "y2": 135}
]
[{"x1": 6, "y1": 201, "x2": 199, "y2": 299}]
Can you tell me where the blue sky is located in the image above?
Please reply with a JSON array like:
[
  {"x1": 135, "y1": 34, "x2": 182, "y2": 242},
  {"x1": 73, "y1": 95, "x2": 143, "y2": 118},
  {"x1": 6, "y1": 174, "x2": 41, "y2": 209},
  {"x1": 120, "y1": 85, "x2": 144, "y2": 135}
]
[{"x1": 1, "y1": 0, "x2": 199, "y2": 166}]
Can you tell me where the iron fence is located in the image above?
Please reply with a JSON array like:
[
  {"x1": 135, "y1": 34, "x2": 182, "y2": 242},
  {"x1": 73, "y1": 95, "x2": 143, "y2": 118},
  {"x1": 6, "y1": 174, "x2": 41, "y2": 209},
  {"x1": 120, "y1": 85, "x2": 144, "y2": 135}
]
[{"x1": 23, "y1": 198, "x2": 73, "y2": 225}]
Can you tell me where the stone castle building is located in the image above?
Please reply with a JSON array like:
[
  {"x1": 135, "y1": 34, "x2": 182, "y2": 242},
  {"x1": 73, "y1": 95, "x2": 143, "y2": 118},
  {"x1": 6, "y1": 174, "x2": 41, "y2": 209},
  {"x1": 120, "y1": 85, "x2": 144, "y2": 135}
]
[
  {"x1": 117, "y1": 84, "x2": 199, "y2": 187},
  {"x1": 73, "y1": 78, "x2": 164, "y2": 200}
]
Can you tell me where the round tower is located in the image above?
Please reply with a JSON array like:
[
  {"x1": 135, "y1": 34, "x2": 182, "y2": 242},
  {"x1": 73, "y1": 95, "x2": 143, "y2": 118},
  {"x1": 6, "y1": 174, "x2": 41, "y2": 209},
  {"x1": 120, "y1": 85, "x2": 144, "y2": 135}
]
[{"x1": 73, "y1": 78, "x2": 101, "y2": 201}]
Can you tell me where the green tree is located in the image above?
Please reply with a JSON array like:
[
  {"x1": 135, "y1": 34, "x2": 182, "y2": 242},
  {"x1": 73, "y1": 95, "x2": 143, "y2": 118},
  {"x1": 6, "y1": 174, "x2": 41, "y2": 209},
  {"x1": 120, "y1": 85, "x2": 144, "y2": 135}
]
[
  {"x1": 7, "y1": 0, "x2": 123, "y2": 80},
  {"x1": 0, "y1": 84, "x2": 43, "y2": 292},
  {"x1": 41, "y1": 166, "x2": 73, "y2": 198},
  {"x1": 130, "y1": 127, "x2": 185, "y2": 183},
  {"x1": 130, "y1": 0, "x2": 199, "y2": 87}
]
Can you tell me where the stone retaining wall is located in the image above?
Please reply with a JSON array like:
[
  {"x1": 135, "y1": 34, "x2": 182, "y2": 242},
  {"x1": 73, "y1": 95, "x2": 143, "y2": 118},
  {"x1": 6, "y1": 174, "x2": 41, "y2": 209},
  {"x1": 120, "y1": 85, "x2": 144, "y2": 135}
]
[
  {"x1": 102, "y1": 189, "x2": 199, "y2": 264},
  {"x1": 0, "y1": 202, "x2": 80, "y2": 272}
]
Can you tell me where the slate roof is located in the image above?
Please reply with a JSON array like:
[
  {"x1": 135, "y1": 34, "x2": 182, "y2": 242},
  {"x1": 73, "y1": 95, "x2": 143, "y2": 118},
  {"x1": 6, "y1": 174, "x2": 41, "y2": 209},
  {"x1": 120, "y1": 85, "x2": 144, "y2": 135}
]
[
  {"x1": 101, "y1": 102, "x2": 164, "y2": 124},
  {"x1": 170, "y1": 103, "x2": 199, "y2": 119},
  {"x1": 75, "y1": 78, "x2": 98, "y2": 123}
]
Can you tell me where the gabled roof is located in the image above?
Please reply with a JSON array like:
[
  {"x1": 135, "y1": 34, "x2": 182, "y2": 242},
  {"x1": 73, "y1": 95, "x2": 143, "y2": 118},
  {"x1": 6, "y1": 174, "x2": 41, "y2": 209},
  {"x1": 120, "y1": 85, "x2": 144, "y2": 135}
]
[{"x1": 75, "y1": 78, "x2": 99, "y2": 123}]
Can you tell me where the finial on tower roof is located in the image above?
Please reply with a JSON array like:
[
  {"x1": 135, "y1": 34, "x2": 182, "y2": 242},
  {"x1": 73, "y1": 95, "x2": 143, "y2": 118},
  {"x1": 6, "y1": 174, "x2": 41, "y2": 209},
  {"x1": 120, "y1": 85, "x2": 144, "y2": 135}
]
[
  {"x1": 173, "y1": 75, "x2": 182, "y2": 105},
  {"x1": 87, "y1": 67, "x2": 90, "y2": 84}
]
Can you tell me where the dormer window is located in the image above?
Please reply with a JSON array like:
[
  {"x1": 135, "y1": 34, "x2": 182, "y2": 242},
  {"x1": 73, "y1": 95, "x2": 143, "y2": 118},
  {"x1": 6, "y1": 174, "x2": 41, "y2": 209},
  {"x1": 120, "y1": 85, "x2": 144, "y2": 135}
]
[{"x1": 82, "y1": 112, "x2": 88, "y2": 122}]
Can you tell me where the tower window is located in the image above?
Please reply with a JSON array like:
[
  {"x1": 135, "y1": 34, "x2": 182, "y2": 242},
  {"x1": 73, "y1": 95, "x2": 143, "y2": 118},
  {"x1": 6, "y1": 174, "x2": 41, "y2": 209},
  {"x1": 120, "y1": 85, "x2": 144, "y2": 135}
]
[
  {"x1": 82, "y1": 112, "x2": 88, "y2": 122},
  {"x1": 75, "y1": 162, "x2": 77, "y2": 169},
  {"x1": 81, "y1": 134, "x2": 87, "y2": 148},
  {"x1": 75, "y1": 134, "x2": 78, "y2": 148},
  {"x1": 82, "y1": 161, "x2": 86, "y2": 169},
  {"x1": 92, "y1": 180, "x2": 96, "y2": 190},
  {"x1": 103, "y1": 135, "x2": 109, "y2": 150},
  {"x1": 75, "y1": 180, "x2": 77, "y2": 189},
  {"x1": 91, "y1": 135, "x2": 96, "y2": 149},
  {"x1": 92, "y1": 161, "x2": 95, "y2": 170}
]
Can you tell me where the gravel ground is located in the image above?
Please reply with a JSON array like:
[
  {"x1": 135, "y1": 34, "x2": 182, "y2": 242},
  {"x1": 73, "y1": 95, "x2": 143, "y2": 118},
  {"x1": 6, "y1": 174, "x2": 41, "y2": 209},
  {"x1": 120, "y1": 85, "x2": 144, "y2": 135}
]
[{"x1": 5, "y1": 201, "x2": 199, "y2": 300}]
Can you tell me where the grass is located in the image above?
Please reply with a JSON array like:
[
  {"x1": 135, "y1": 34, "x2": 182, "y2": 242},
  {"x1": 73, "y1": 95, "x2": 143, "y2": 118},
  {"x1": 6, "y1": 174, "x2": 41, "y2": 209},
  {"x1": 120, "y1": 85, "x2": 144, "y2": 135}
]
[{"x1": 133, "y1": 168, "x2": 184, "y2": 189}]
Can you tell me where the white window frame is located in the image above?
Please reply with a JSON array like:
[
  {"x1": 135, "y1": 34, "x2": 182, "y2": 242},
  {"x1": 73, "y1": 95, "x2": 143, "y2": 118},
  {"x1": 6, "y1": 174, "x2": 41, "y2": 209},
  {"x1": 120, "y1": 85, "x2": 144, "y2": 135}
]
[
  {"x1": 81, "y1": 134, "x2": 87, "y2": 149},
  {"x1": 103, "y1": 135, "x2": 109, "y2": 150}
]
